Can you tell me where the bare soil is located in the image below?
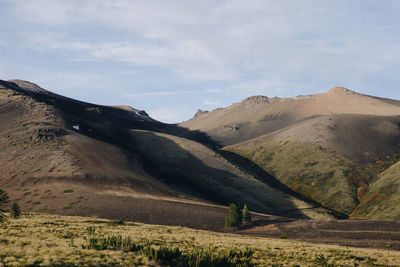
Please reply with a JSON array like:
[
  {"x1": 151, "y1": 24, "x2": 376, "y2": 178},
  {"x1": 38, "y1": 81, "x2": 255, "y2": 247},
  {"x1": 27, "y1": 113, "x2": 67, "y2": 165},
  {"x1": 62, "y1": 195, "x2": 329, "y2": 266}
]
[{"x1": 240, "y1": 218, "x2": 400, "y2": 250}]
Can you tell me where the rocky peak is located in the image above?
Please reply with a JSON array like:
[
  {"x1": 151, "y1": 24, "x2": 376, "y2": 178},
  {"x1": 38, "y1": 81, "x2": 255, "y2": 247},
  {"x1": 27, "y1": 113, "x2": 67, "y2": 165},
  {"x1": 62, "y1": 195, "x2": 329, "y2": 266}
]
[{"x1": 194, "y1": 109, "x2": 209, "y2": 118}]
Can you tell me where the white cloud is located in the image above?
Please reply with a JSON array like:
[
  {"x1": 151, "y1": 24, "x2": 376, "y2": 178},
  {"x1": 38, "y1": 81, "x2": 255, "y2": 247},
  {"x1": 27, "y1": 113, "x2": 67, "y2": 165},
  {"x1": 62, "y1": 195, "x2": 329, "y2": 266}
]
[
  {"x1": 202, "y1": 100, "x2": 221, "y2": 107},
  {"x1": 14, "y1": 0, "x2": 400, "y2": 85},
  {"x1": 2, "y1": 0, "x2": 400, "y2": 118}
]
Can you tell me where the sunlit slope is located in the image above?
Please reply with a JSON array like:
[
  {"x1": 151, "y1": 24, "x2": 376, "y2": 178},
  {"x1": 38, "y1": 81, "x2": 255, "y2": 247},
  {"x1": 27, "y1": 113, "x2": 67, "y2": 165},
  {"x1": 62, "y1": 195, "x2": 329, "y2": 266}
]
[
  {"x1": 224, "y1": 113, "x2": 400, "y2": 214},
  {"x1": 181, "y1": 87, "x2": 400, "y2": 147}
]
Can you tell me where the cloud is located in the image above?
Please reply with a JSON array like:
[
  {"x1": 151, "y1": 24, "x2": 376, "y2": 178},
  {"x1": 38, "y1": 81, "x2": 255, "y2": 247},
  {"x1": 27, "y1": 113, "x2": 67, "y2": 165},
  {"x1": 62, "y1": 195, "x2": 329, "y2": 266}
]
[
  {"x1": 124, "y1": 90, "x2": 195, "y2": 97},
  {"x1": 2, "y1": 0, "x2": 400, "y2": 122},
  {"x1": 202, "y1": 100, "x2": 221, "y2": 107},
  {"x1": 13, "y1": 0, "x2": 400, "y2": 86}
]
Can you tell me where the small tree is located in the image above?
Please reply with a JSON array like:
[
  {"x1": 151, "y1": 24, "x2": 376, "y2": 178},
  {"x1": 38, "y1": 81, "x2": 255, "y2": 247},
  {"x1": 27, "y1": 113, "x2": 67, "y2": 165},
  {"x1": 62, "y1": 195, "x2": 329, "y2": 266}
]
[
  {"x1": 12, "y1": 203, "x2": 21, "y2": 218},
  {"x1": 0, "y1": 190, "x2": 10, "y2": 222},
  {"x1": 242, "y1": 203, "x2": 251, "y2": 223},
  {"x1": 225, "y1": 203, "x2": 242, "y2": 228}
]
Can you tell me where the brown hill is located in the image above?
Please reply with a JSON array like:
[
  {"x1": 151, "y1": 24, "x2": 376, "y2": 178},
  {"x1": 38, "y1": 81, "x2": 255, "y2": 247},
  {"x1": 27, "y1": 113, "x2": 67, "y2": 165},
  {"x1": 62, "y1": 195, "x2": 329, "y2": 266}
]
[
  {"x1": 0, "y1": 79, "x2": 335, "y2": 230},
  {"x1": 181, "y1": 87, "x2": 400, "y2": 147},
  {"x1": 181, "y1": 87, "x2": 400, "y2": 219}
]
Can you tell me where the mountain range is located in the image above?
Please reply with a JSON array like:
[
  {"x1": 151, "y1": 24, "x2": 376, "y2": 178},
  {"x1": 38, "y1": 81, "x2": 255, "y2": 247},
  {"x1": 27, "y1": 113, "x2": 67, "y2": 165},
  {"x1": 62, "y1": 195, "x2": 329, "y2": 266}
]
[{"x1": 1, "y1": 79, "x2": 400, "y2": 228}]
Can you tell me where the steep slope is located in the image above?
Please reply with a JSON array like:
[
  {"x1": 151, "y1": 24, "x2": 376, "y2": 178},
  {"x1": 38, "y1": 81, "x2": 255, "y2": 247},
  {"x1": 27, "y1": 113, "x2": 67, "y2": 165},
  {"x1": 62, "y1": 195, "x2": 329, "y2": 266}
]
[
  {"x1": 0, "y1": 79, "x2": 334, "y2": 229},
  {"x1": 181, "y1": 87, "x2": 400, "y2": 218},
  {"x1": 350, "y1": 160, "x2": 400, "y2": 221}
]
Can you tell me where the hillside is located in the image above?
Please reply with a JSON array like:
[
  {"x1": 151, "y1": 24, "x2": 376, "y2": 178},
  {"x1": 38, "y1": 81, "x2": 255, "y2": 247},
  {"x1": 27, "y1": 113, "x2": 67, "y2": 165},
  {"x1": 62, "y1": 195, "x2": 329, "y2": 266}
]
[
  {"x1": 350, "y1": 160, "x2": 400, "y2": 221},
  {"x1": 181, "y1": 87, "x2": 400, "y2": 219},
  {"x1": 181, "y1": 87, "x2": 400, "y2": 147},
  {"x1": 0, "y1": 79, "x2": 334, "y2": 230}
]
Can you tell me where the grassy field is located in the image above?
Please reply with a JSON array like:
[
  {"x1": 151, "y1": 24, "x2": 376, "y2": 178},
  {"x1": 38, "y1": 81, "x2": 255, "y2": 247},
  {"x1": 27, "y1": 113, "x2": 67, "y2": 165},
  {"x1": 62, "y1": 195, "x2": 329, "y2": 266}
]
[{"x1": 0, "y1": 213, "x2": 399, "y2": 266}]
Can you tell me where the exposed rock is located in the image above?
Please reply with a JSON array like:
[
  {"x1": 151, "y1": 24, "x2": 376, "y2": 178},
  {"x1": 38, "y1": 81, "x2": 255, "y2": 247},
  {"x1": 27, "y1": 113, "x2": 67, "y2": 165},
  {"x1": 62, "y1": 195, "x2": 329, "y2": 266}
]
[
  {"x1": 194, "y1": 109, "x2": 209, "y2": 117},
  {"x1": 242, "y1": 95, "x2": 270, "y2": 105}
]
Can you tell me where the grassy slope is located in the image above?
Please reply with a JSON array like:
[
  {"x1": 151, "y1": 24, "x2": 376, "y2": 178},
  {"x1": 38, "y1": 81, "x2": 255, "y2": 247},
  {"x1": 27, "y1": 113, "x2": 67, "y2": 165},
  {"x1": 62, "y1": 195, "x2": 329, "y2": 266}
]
[
  {"x1": 224, "y1": 141, "x2": 358, "y2": 214},
  {"x1": 1, "y1": 213, "x2": 399, "y2": 266},
  {"x1": 351, "y1": 161, "x2": 400, "y2": 221}
]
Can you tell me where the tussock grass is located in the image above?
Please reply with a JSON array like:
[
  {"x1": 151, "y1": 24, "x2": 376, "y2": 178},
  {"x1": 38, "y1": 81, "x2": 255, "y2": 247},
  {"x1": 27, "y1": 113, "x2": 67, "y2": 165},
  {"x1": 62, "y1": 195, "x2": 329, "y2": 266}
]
[{"x1": 0, "y1": 213, "x2": 399, "y2": 266}]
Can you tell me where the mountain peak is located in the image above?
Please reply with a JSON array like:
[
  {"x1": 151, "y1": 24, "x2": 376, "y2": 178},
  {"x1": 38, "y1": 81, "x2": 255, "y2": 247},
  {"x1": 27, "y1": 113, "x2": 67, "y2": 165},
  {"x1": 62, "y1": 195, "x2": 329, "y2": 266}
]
[{"x1": 326, "y1": 86, "x2": 356, "y2": 95}]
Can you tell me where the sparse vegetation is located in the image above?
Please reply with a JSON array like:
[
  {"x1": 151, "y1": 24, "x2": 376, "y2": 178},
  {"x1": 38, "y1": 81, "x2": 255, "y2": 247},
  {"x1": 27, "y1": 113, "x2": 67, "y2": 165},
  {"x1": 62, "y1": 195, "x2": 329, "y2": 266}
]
[
  {"x1": 0, "y1": 190, "x2": 10, "y2": 222},
  {"x1": 314, "y1": 254, "x2": 334, "y2": 266},
  {"x1": 82, "y1": 235, "x2": 143, "y2": 251},
  {"x1": 279, "y1": 232, "x2": 288, "y2": 239},
  {"x1": 63, "y1": 189, "x2": 74, "y2": 193},
  {"x1": 225, "y1": 203, "x2": 242, "y2": 227},
  {"x1": 242, "y1": 203, "x2": 251, "y2": 222},
  {"x1": 11, "y1": 203, "x2": 21, "y2": 218}
]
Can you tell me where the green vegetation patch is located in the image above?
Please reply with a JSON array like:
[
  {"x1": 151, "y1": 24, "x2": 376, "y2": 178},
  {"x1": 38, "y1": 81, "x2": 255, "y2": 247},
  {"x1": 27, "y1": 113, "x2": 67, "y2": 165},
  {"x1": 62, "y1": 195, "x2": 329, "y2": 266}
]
[
  {"x1": 226, "y1": 141, "x2": 358, "y2": 214},
  {"x1": 351, "y1": 161, "x2": 400, "y2": 221}
]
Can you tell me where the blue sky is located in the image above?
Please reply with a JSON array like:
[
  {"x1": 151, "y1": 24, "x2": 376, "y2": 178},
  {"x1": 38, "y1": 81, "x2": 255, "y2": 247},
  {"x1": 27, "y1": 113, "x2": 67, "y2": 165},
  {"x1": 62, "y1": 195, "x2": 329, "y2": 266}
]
[{"x1": 1, "y1": 0, "x2": 400, "y2": 123}]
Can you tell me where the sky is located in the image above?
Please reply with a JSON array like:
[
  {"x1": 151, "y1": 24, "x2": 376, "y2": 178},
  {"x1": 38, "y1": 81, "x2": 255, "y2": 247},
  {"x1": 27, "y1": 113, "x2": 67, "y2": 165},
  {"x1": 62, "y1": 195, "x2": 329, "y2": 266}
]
[{"x1": 1, "y1": 0, "x2": 400, "y2": 123}]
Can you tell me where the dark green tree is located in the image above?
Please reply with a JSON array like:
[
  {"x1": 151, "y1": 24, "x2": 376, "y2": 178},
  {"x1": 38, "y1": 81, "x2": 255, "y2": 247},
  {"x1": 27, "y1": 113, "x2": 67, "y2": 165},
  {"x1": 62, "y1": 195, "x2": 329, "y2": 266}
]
[
  {"x1": 0, "y1": 190, "x2": 10, "y2": 222},
  {"x1": 12, "y1": 202, "x2": 21, "y2": 218},
  {"x1": 225, "y1": 203, "x2": 242, "y2": 227},
  {"x1": 242, "y1": 203, "x2": 251, "y2": 223}
]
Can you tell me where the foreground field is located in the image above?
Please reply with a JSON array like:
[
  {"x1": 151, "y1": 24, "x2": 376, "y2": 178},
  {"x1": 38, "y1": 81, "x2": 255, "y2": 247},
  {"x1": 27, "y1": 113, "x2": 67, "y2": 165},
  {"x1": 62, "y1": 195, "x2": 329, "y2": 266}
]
[{"x1": 0, "y1": 213, "x2": 399, "y2": 266}]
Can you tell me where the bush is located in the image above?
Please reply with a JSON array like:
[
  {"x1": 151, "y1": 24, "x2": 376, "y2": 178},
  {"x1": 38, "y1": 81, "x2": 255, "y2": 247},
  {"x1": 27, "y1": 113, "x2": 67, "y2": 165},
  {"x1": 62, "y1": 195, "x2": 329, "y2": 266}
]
[
  {"x1": 11, "y1": 203, "x2": 21, "y2": 218},
  {"x1": 0, "y1": 190, "x2": 10, "y2": 222},
  {"x1": 225, "y1": 203, "x2": 242, "y2": 228},
  {"x1": 185, "y1": 247, "x2": 254, "y2": 267},
  {"x1": 242, "y1": 203, "x2": 251, "y2": 222},
  {"x1": 83, "y1": 234, "x2": 255, "y2": 266},
  {"x1": 314, "y1": 254, "x2": 334, "y2": 267},
  {"x1": 141, "y1": 246, "x2": 182, "y2": 265},
  {"x1": 83, "y1": 235, "x2": 143, "y2": 251}
]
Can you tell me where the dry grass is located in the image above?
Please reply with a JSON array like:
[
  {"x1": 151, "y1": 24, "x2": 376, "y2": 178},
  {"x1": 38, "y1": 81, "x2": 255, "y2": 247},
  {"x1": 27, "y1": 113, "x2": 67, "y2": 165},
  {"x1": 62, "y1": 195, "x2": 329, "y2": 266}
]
[{"x1": 0, "y1": 213, "x2": 399, "y2": 266}]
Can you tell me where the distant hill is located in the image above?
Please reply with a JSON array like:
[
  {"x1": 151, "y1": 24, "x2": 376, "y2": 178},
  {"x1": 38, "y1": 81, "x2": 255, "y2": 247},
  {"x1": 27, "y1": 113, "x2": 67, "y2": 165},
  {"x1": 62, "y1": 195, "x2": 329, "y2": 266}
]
[
  {"x1": 181, "y1": 87, "x2": 400, "y2": 219},
  {"x1": 0, "y1": 79, "x2": 334, "y2": 230}
]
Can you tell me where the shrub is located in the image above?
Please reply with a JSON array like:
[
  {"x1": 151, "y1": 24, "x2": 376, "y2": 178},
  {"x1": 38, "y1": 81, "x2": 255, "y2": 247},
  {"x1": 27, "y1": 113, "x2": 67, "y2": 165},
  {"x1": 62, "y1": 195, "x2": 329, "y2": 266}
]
[
  {"x1": 83, "y1": 235, "x2": 143, "y2": 252},
  {"x1": 314, "y1": 254, "x2": 334, "y2": 267},
  {"x1": 83, "y1": 234, "x2": 255, "y2": 266},
  {"x1": 185, "y1": 247, "x2": 254, "y2": 267},
  {"x1": 225, "y1": 203, "x2": 242, "y2": 228},
  {"x1": 0, "y1": 190, "x2": 10, "y2": 222},
  {"x1": 141, "y1": 246, "x2": 181, "y2": 265},
  {"x1": 279, "y1": 233, "x2": 288, "y2": 239},
  {"x1": 242, "y1": 203, "x2": 251, "y2": 222},
  {"x1": 11, "y1": 202, "x2": 21, "y2": 218}
]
